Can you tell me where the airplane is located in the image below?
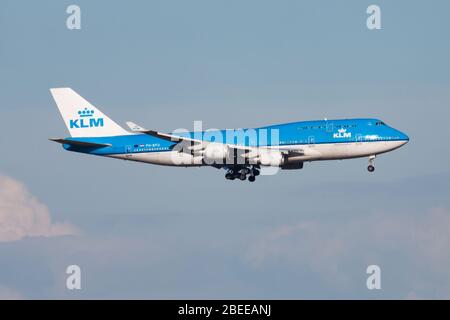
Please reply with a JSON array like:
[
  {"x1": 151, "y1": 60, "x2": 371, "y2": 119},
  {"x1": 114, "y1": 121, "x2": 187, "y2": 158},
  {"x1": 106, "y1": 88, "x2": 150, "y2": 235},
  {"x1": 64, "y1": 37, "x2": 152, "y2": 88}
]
[{"x1": 50, "y1": 88, "x2": 409, "y2": 182}]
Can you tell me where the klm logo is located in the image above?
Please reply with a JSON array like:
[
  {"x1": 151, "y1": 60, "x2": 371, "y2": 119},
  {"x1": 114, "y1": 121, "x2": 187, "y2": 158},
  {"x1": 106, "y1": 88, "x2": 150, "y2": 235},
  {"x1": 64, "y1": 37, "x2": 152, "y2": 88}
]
[
  {"x1": 70, "y1": 108, "x2": 104, "y2": 129},
  {"x1": 333, "y1": 128, "x2": 351, "y2": 139}
]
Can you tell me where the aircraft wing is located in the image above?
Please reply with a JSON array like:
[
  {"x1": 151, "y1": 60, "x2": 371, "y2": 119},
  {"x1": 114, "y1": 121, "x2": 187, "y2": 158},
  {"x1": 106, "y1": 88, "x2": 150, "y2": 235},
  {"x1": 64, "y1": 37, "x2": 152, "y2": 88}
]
[
  {"x1": 126, "y1": 122, "x2": 313, "y2": 161},
  {"x1": 126, "y1": 121, "x2": 256, "y2": 157},
  {"x1": 126, "y1": 121, "x2": 206, "y2": 148}
]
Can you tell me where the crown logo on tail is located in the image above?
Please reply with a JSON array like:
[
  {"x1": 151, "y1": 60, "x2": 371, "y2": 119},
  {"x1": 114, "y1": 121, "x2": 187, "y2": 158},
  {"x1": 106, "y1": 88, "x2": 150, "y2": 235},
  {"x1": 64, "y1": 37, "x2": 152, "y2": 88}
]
[{"x1": 78, "y1": 108, "x2": 95, "y2": 118}]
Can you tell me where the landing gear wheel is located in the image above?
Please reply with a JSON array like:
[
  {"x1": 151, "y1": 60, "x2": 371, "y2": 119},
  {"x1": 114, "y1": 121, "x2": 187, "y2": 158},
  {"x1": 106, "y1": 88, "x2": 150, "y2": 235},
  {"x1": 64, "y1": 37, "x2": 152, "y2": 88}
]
[
  {"x1": 225, "y1": 169, "x2": 237, "y2": 180},
  {"x1": 248, "y1": 175, "x2": 256, "y2": 182},
  {"x1": 239, "y1": 174, "x2": 247, "y2": 181},
  {"x1": 367, "y1": 155, "x2": 376, "y2": 173}
]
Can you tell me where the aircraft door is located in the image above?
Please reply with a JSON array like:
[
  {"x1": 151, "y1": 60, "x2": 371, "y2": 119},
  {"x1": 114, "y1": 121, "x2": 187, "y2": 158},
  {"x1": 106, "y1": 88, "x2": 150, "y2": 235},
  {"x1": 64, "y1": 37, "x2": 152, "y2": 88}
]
[
  {"x1": 125, "y1": 145, "x2": 132, "y2": 158},
  {"x1": 356, "y1": 134, "x2": 363, "y2": 144},
  {"x1": 326, "y1": 122, "x2": 333, "y2": 133}
]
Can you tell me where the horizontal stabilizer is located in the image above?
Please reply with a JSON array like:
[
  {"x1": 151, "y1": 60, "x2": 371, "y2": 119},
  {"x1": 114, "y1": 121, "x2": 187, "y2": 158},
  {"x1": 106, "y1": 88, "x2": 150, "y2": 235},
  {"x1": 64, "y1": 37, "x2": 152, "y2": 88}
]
[{"x1": 50, "y1": 138, "x2": 111, "y2": 148}]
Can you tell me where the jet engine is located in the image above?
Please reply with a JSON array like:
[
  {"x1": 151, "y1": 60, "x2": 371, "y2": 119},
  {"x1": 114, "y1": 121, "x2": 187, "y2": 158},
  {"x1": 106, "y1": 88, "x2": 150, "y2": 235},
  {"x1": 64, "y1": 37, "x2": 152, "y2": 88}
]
[
  {"x1": 203, "y1": 144, "x2": 230, "y2": 162},
  {"x1": 257, "y1": 151, "x2": 284, "y2": 166},
  {"x1": 281, "y1": 154, "x2": 304, "y2": 169}
]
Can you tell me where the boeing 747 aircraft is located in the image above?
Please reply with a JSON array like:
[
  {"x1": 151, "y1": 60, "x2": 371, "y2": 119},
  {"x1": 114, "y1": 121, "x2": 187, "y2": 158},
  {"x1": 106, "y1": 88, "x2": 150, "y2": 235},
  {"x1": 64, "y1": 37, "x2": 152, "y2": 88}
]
[{"x1": 50, "y1": 88, "x2": 409, "y2": 182}]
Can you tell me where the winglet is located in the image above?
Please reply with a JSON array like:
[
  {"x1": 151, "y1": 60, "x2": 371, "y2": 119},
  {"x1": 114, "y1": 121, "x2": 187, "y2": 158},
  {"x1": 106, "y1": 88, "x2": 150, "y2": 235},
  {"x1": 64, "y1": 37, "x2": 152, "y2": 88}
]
[
  {"x1": 125, "y1": 122, "x2": 189, "y2": 143},
  {"x1": 126, "y1": 121, "x2": 148, "y2": 132}
]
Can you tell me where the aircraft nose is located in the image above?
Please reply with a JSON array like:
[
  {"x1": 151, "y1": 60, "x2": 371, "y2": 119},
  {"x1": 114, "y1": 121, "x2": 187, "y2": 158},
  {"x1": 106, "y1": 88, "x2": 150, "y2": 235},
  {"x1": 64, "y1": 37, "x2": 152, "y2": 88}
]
[{"x1": 397, "y1": 130, "x2": 409, "y2": 145}]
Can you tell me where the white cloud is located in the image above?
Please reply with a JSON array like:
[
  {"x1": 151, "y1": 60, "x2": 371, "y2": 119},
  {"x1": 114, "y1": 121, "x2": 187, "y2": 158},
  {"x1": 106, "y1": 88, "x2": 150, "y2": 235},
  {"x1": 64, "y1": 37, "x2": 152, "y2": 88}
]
[
  {"x1": 247, "y1": 208, "x2": 450, "y2": 266},
  {"x1": 0, "y1": 175, "x2": 79, "y2": 242},
  {"x1": 245, "y1": 207, "x2": 450, "y2": 298}
]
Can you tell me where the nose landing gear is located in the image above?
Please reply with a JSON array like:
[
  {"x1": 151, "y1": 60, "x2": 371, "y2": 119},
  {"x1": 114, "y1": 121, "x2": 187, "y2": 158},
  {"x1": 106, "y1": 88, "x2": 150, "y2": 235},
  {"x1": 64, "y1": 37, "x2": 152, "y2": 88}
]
[{"x1": 367, "y1": 155, "x2": 376, "y2": 172}]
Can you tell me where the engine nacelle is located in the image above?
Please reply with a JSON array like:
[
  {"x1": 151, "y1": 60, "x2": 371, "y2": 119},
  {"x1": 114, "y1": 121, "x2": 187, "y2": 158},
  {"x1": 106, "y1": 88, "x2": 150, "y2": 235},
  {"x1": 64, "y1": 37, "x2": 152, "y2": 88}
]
[
  {"x1": 203, "y1": 144, "x2": 230, "y2": 162},
  {"x1": 281, "y1": 162, "x2": 304, "y2": 170},
  {"x1": 281, "y1": 155, "x2": 304, "y2": 170},
  {"x1": 258, "y1": 151, "x2": 284, "y2": 166}
]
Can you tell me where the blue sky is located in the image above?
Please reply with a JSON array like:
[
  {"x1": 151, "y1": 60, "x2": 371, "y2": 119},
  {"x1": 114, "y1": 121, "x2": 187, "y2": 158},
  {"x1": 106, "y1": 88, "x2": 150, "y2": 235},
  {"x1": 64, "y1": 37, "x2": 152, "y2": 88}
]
[{"x1": 0, "y1": 0, "x2": 449, "y2": 299}]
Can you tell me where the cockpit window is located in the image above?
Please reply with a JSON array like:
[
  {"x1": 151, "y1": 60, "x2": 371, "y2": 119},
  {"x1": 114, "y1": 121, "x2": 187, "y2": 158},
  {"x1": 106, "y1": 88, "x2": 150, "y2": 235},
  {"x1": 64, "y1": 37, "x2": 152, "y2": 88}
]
[{"x1": 375, "y1": 121, "x2": 386, "y2": 126}]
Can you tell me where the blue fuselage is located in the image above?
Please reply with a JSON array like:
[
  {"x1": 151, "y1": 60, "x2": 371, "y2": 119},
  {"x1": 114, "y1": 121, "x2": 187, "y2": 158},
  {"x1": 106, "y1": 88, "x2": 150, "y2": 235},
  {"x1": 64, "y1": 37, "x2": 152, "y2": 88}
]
[{"x1": 61, "y1": 118, "x2": 409, "y2": 157}]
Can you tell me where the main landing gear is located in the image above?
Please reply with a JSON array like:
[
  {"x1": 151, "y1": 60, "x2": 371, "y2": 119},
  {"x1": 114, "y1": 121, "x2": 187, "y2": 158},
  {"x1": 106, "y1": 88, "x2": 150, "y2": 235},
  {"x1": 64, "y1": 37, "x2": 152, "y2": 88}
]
[
  {"x1": 367, "y1": 155, "x2": 376, "y2": 172},
  {"x1": 225, "y1": 166, "x2": 260, "y2": 182}
]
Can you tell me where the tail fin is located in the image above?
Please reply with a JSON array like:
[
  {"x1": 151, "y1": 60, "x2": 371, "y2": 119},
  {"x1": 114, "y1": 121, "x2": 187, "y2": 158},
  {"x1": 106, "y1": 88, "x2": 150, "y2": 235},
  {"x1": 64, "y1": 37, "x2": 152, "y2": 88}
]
[{"x1": 50, "y1": 88, "x2": 131, "y2": 137}]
